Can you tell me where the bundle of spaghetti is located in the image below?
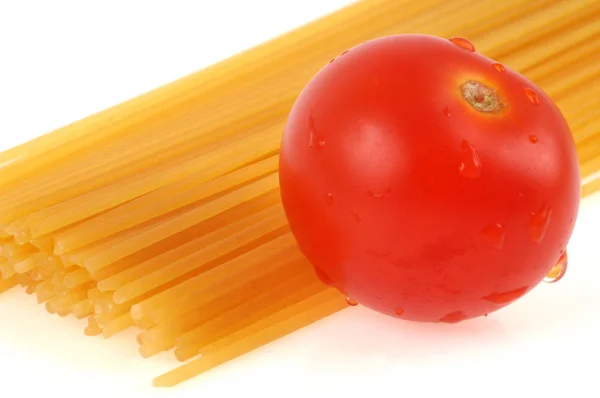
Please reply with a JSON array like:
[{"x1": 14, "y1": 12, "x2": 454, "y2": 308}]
[{"x1": 0, "y1": 0, "x2": 599, "y2": 388}]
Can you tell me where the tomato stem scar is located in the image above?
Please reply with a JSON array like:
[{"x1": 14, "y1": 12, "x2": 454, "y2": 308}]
[{"x1": 460, "y1": 80, "x2": 504, "y2": 113}]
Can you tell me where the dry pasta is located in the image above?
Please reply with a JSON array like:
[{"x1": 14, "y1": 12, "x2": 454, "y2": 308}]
[{"x1": 0, "y1": 0, "x2": 599, "y2": 388}]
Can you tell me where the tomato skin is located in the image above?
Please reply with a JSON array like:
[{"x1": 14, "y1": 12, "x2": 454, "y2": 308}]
[{"x1": 279, "y1": 34, "x2": 580, "y2": 322}]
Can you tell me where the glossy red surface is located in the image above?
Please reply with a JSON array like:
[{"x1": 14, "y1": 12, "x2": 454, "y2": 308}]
[{"x1": 279, "y1": 34, "x2": 580, "y2": 322}]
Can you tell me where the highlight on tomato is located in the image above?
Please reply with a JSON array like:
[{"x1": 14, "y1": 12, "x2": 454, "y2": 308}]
[{"x1": 279, "y1": 34, "x2": 580, "y2": 323}]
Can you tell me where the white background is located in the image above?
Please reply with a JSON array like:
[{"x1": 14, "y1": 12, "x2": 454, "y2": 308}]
[{"x1": 0, "y1": 1, "x2": 599, "y2": 397}]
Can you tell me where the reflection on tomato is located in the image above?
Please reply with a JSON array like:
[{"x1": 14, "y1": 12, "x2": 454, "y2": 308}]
[{"x1": 279, "y1": 34, "x2": 580, "y2": 323}]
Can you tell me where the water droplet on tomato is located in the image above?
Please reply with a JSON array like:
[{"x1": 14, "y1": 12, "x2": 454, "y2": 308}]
[
  {"x1": 528, "y1": 134, "x2": 538, "y2": 143},
  {"x1": 309, "y1": 131, "x2": 325, "y2": 152},
  {"x1": 443, "y1": 106, "x2": 451, "y2": 117},
  {"x1": 449, "y1": 37, "x2": 475, "y2": 52},
  {"x1": 524, "y1": 88, "x2": 539, "y2": 105},
  {"x1": 439, "y1": 311, "x2": 467, "y2": 323},
  {"x1": 482, "y1": 223, "x2": 506, "y2": 249},
  {"x1": 324, "y1": 192, "x2": 334, "y2": 207},
  {"x1": 530, "y1": 204, "x2": 552, "y2": 243},
  {"x1": 459, "y1": 140, "x2": 482, "y2": 178},
  {"x1": 368, "y1": 189, "x2": 390, "y2": 199},
  {"x1": 544, "y1": 251, "x2": 568, "y2": 283},
  {"x1": 350, "y1": 212, "x2": 362, "y2": 222},
  {"x1": 314, "y1": 267, "x2": 335, "y2": 286},
  {"x1": 492, "y1": 63, "x2": 506, "y2": 72},
  {"x1": 482, "y1": 286, "x2": 528, "y2": 304},
  {"x1": 346, "y1": 297, "x2": 358, "y2": 306},
  {"x1": 308, "y1": 114, "x2": 325, "y2": 152},
  {"x1": 394, "y1": 308, "x2": 405, "y2": 316}
]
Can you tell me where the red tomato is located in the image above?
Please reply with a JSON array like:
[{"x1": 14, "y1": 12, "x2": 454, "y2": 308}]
[{"x1": 279, "y1": 34, "x2": 580, "y2": 323}]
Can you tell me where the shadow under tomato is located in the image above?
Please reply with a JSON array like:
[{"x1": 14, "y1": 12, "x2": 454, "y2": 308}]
[{"x1": 315, "y1": 305, "x2": 507, "y2": 356}]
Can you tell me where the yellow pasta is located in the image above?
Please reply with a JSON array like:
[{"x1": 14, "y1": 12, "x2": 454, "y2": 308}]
[
  {"x1": 0, "y1": 276, "x2": 17, "y2": 294},
  {"x1": 54, "y1": 154, "x2": 280, "y2": 252},
  {"x1": 0, "y1": 0, "x2": 598, "y2": 388},
  {"x1": 72, "y1": 299, "x2": 94, "y2": 319},
  {"x1": 154, "y1": 289, "x2": 347, "y2": 387}
]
